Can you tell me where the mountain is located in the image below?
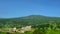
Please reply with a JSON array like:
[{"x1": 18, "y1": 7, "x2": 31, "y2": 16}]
[{"x1": 0, "y1": 15, "x2": 60, "y2": 28}]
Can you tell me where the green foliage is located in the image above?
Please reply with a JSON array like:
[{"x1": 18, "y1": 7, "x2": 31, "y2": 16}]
[
  {"x1": 0, "y1": 15, "x2": 60, "y2": 34},
  {"x1": 0, "y1": 32, "x2": 6, "y2": 34},
  {"x1": 33, "y1": 28, "x2": 46, "y2": 34}
]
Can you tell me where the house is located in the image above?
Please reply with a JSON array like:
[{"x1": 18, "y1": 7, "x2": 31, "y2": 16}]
[
  {"x1": 16, "y1": 26, "x2": 32, "y2": 33},
  {"x1": 21, "y1": 26, "x2": 32, "y2": 31}
]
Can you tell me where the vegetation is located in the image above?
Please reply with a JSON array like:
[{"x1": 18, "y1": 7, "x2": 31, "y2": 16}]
[{"x1": 0, "y1": 15, "x2": 60, "y2": 34}]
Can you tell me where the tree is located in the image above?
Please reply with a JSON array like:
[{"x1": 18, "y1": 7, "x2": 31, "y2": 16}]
[{"x1": 33, "y1": 28, "x2": 46, "y2": 34}]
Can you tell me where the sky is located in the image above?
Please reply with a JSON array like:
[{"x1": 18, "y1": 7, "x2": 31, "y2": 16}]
[{"x1": 0, "y1": 0, "x2": 60, "y2": 18}]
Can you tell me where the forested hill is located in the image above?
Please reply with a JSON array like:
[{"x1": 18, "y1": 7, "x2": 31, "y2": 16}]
[{"x1": 0, "y1": 15, "x2": 60, "y2": 28}]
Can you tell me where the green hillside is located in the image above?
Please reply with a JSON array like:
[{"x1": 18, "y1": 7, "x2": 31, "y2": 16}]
[{"x1": 0, "y1": 15, "x2": 60, "y2": 28}]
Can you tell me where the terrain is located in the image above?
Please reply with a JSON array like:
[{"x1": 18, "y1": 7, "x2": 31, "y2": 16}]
[
  {"x1": 0, "y1": 15, "x2": 60, "y2": 34},
  {"x1": 0, "y1": 15, "x2": 60, "y2": 28}
]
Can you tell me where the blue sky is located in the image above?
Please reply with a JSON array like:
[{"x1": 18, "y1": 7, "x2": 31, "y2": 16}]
[{"x1": 0, "y1": 0, "x2": 60, "y2": 18}]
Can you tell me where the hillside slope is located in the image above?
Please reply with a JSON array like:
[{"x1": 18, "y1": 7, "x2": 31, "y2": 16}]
[{"x1": 0, "y1": 15, "x2": 60, "y2": 28}]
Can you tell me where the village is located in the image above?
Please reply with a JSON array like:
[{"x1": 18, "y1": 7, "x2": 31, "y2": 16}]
[{"x1": 0, "y1": 26, "x2": 33, "y2": 33}]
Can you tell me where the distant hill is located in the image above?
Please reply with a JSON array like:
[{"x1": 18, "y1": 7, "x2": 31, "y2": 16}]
[{"x1": 0, "y1": 15, "x2": 60, "y2": 28}]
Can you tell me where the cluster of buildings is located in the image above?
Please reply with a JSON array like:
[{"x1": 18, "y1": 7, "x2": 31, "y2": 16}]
[{"x1": 1, "y1": 26, "x2": 32, "y2": 33}]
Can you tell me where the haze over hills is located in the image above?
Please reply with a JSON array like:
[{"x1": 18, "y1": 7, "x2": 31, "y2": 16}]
[{"x1": 0, "y1": 15, "x2": 60, "y2": 28}]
